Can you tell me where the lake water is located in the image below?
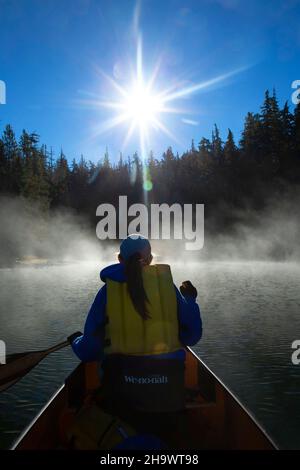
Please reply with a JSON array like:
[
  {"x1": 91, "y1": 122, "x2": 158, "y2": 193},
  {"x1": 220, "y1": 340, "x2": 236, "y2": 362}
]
[{"x1": 0, "y1": 261, "x2": 300, "y2": 449}]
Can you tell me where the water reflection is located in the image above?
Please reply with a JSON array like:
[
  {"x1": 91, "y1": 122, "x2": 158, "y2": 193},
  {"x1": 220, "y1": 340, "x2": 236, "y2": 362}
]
[{"x1": 0, "y1": 261, "x2": 300, "y2": 449}]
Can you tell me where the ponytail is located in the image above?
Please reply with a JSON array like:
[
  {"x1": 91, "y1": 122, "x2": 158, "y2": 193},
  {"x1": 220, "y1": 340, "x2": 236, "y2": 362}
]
[{"x1": 124, "y1": 253, "x2": 150, "y2": 320}]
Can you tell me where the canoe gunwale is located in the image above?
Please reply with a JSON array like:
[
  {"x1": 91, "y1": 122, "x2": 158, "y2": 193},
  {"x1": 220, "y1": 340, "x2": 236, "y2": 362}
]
[
  {"x1": 187, "y1": 347, "x2": 278, "y2": 449},
  {"x1": 11, "y1": 383, "x2": 66, "y2": 450},
  {"x1": 10, "y1": 348, "x2": 278, "y2": 450}
]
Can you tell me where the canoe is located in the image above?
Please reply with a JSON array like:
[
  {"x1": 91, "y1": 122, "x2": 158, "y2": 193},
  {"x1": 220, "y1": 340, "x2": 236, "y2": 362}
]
[{"x1": 12, "y1": 348, "x2": 277, "y2": 450}]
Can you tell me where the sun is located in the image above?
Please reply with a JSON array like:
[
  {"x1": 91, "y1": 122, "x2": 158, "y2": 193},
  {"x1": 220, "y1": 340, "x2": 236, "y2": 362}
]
[
  {"x1": 77, "y1": 34, "x2": 248, "y2": 160},
  {"x1": 123, "y1": 81, "x2": 163, "y2": 129}
]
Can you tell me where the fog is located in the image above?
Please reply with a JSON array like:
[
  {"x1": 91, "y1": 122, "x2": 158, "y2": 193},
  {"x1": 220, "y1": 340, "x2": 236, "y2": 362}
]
[
  {"x1": 0, "y1": 193, "x2": 300, "y2": 451},
  {"x1": 0, "y1": 190, "x2": 300, "y2": 267},
  {"x1": 0, "y1": 196, "x2": 113, "y2": 267},
  {"x1": 202, "y1": 189, "x2": 300, "y2": 262}
]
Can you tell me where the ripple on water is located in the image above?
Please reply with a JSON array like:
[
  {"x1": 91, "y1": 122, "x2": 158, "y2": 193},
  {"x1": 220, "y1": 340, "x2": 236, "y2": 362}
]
[{"x1": 0, "y1": 262, "x2": 300, "y2": 449}]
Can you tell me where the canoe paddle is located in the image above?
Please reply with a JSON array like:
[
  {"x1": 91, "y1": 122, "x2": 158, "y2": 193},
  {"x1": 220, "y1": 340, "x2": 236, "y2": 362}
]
[{"x1": 0, "y1": 339, "x2": 70, "y2": 393}]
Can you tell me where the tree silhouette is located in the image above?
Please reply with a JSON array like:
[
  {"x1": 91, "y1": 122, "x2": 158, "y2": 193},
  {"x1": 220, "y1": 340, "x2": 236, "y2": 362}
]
[{"x1": 0, "y1": 88, "x2": 299, "y2": 235}]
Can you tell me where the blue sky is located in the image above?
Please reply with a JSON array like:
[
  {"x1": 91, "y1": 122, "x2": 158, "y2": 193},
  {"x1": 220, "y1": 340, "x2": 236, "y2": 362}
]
[{"x1": 0, "y1": 0, "x2": 300, "y2": 164}]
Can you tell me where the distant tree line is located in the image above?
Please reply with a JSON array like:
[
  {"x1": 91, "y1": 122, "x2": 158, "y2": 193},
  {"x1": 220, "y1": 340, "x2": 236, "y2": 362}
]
[{"x1": 0, "y1": 89, "x2": 300, "y2": 229}]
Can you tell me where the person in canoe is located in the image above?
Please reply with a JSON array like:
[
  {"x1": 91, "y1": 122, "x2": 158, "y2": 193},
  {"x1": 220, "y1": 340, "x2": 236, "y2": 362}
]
[{"x1": 68, "y1": 234, "x2": 202, "y2": 446}]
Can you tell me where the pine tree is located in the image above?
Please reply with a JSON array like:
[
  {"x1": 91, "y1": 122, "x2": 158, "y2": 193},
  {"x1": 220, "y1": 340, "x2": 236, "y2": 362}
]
[
  {"x1": 162, "y1": 146, "x2": 175, "y2": 164},
  {"x1": 118, "y1": 152, "x2": 123, "y2": 169},
  {"x1": 1, "y1": 85, "x2": 300, "y2": 226},
  {"x1": 148, "y1": 150, "x2": 155, "y2": 167},
  {"x1": 2, "y1": 124, "x2": 19, "y2": 192},
  {"x1": 211, "y1": 124, "x2": 223, "y2": 163},
  {"x1": 240, "y1": 112, "x2": 262, "y2": 161},
  {"x1": 0, "y1": 137, "x2": 5, "y2": 190},
  {"x1": 198, "y1": 137, "x2": 213, "y2": 177},
  {"x1": 19, "y1": 130, "x2": 49, "y2": 207},
  {"x1": 294, "y1": 102, "x2": 300, "y2": 159},
  {"x1": 198, "y1": 137, "x2": 211, "y2": 154},
  {"x1": 224, "y1": 129, "x2": 238, "y2": 163},
  {"x1": 281, "y1": 102, "x2": 294, "y2": 143},
  {"x1": 260, "y1": 89, "x2": 282, "y2": 175},
  {"x1": 103, "y1": 147, "x2": 110, "y2": 168},
  {"x1": 279, "y1": 102, "x2": 295, "y2": 174},
  {"x1": 52, "y1": 149, "x2": 70, "y2": 206}
]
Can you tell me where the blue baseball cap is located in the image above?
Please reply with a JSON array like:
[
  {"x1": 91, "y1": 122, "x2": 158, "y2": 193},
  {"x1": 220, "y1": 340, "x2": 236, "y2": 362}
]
[{"x1": 119, "y1": 234, "x2": 151, "y2": 261}]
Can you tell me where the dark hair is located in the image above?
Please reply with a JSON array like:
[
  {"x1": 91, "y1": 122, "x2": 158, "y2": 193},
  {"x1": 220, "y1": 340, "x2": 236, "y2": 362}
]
[{"x1": 124, "y1": 252, "x2": 150, "y2": 320}]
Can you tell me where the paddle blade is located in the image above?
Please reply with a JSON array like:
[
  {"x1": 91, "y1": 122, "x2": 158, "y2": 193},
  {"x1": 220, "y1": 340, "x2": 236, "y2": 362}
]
[
  {"x1": 0, "y1": 350, "x2": 47, "y2": 393},
  {"x1": 0, "y1": 340, "x2": 69, "y2": 393}
]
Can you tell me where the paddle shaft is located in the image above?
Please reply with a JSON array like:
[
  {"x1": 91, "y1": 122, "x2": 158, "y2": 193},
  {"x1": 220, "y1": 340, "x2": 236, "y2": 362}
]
[{"x1": 45, "y1": 340, "x2": 70, "y2": 355}]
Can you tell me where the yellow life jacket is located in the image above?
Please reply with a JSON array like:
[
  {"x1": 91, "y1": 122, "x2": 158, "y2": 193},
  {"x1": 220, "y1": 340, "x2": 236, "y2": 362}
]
[{"x1": 105, "y1": 264, "x2": 182, "y2": 356}]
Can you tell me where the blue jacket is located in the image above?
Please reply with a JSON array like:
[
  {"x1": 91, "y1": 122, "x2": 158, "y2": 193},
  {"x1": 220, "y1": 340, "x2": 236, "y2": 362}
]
[{"x1": 72, "y1": 263, "x2": 202, "y2": 363}]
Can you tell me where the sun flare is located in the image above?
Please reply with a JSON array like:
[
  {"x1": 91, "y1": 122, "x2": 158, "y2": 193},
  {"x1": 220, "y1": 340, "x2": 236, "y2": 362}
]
[{"x1": 78, "y1": 33, "x2": 249, "y2": 162}]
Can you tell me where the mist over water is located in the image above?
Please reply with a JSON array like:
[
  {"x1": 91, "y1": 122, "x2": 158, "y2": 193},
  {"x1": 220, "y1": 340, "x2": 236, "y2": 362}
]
[
  {"x1": 0, "y1": 261, "x2": 300, "y2": 449},
  {"x1": 0, "y1": 194, "x2": 300, "y2": 449},
  {"x1": 0, "y1": 196, "x2": 112, "y2": 267},
  {"x1": 203, "y1": 189, "x2": 300, "y2": 261},
  {"x1": 1, "y1": 189, "x2": 300, "y2": 265}
]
